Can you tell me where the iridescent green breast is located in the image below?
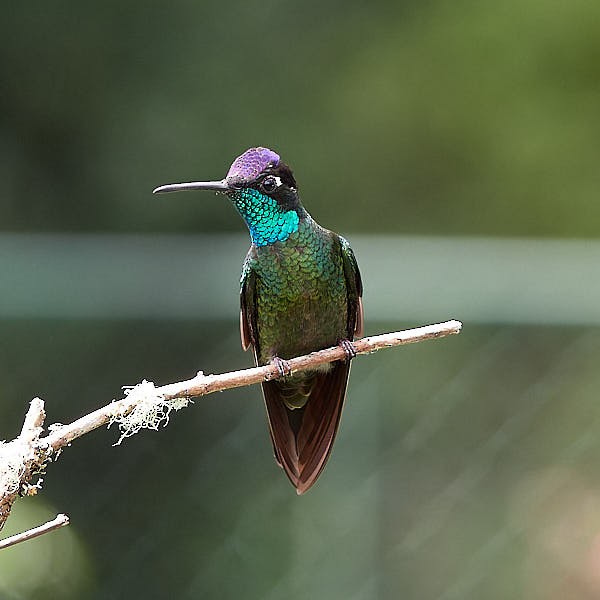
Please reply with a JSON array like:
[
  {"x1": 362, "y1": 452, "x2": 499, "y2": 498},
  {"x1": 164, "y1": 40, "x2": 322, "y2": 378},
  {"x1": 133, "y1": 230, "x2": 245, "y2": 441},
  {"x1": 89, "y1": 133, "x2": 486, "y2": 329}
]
[{"x1": 251, "y1": 218, "x2": 348, "y2": 365}]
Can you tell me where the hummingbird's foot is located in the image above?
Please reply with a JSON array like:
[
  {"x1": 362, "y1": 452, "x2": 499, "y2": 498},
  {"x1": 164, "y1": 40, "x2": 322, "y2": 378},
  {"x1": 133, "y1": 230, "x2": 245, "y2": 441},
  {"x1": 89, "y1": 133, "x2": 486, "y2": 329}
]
[
  {"x1": 271, "y1": 356, "x2": 293, "y2": 379},
  {"x1": 339, "y1": 339, "x2": 358, "y2": 361}
]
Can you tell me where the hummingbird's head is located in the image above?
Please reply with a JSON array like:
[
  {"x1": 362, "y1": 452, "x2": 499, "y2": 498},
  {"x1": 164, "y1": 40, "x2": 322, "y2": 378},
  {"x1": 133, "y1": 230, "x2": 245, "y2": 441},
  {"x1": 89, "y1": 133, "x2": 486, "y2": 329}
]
[
  {"x1": 153, "y1": 147, "x2": 304, "y2": 246},
  {"x1": 153, "y1": 146, "x2": 299, "y2": 209},
  {"x1": 225, "y1": 147, "x2": 299, "y2": 210}
]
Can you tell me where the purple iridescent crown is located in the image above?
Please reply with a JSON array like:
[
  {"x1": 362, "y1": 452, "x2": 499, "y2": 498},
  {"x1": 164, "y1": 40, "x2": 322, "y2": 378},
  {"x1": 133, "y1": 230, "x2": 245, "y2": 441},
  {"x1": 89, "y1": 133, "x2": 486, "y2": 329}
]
[{"x1": 226, "y1": 147, "x2": 280, "y2": 184}]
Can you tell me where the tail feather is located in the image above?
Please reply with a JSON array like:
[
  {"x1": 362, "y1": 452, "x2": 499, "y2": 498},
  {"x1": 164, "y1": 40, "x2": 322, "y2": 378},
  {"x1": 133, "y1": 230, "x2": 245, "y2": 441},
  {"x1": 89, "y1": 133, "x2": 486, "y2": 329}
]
[{"x1": 262, "y1": 361, "x2": 351, "y2": 494}]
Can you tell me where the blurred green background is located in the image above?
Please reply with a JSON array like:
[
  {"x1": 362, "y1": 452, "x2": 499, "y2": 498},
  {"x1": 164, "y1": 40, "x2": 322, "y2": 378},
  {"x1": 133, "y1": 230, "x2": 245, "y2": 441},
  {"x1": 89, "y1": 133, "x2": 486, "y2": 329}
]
[{"x1": 1, "y1": 0, "x2": 600, "y2": 598}]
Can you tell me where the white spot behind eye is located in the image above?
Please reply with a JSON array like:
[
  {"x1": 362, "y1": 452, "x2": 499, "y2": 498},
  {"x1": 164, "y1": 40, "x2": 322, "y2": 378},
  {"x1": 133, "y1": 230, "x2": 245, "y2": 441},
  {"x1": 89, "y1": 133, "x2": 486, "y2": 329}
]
[{"x1": 272, "y1": 176, "x2": 283, "y2": 187}]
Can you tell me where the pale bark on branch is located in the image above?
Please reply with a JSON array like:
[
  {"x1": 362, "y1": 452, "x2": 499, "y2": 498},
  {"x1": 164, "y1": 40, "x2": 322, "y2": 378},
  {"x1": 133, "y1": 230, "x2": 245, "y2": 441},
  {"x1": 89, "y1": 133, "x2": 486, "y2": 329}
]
[
  {"x1": 0, "y1": 513, "x2": 69, "y2": 550},
  {"x1": 0, "y1": 319, "x2": 462, "y2": 542}
]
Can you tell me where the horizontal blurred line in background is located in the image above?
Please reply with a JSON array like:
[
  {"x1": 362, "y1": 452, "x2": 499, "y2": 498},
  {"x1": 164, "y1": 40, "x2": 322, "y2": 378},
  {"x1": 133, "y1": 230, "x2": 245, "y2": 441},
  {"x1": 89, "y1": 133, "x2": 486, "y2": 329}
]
[{"x1": 0, "y1": 234, "x2": 597, "y2": 324}]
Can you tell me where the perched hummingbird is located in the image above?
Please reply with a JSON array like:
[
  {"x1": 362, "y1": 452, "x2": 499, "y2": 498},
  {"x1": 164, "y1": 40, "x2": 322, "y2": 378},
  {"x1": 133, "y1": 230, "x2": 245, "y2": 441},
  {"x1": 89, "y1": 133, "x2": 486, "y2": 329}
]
[{"x1": 154, "y1": 147, "x2": 363, "y2": 494}]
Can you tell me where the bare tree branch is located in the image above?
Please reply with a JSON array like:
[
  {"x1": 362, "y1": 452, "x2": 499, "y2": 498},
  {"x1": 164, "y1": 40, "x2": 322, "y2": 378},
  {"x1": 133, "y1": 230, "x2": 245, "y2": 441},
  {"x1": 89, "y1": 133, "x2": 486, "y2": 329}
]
[
  {"x1": 0, "y1": 319, "x2": 462, "y2": 538},
  {"x1": 0, "y1": 513, "x2": 70, "y2": 550},
  {"x1": 45, "y1": 319, "x2": 462, "y2": 449}
]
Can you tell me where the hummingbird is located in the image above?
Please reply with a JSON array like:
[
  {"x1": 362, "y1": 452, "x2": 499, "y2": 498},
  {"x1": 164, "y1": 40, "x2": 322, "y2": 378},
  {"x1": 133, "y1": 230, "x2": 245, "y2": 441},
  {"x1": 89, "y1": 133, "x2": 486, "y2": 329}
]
[{"x1": 154, "y1": 147, "x2": 363, "y2": 494}]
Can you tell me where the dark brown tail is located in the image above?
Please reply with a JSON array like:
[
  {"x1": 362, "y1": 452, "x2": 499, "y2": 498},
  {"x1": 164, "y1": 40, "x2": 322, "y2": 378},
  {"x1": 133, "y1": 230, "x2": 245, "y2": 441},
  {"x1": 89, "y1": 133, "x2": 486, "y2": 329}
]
[{"x1": 262, "y1": 360, "x2": 351, "y2": 494}]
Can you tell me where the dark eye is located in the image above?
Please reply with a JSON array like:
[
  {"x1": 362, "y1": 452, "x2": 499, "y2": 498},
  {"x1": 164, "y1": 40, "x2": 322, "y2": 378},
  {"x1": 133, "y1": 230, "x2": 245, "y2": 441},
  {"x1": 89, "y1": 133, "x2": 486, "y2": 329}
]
[{"x1": 261, "y1": 176, "x2": 277, "y2": 193}]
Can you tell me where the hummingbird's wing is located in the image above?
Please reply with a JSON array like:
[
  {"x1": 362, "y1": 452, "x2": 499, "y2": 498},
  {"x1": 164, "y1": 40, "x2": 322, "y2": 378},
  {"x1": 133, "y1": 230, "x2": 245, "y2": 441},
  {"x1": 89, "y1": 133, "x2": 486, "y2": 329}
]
[
  {"x1": 240, "y1": 249, "x2": 258, "y2": 352},
  {"x1": 340, "y1": 235, "x2": 364, "y2": 337}
]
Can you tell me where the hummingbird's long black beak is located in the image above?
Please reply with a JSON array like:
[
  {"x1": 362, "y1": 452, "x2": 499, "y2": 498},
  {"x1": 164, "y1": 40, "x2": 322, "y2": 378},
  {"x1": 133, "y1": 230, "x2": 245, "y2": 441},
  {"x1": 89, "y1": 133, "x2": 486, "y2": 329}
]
[{"x1": 152, "y1": 180, "x2": 230, "y2": 194}]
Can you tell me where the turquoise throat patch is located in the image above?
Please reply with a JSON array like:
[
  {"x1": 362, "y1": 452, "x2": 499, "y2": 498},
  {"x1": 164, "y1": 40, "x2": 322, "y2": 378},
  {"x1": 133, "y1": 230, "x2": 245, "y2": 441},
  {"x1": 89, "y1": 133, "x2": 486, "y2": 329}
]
[{"x1": 230, "y1": 188, "x2": 300, "y2": 246}]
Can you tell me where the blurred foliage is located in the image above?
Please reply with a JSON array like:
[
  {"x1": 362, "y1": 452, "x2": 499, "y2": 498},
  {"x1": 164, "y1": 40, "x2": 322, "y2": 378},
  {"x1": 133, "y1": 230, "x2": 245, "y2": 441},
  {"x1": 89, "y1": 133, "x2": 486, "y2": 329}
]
[
  {"x1": 1, "y1": 0, "x2": 600, "y2": 599},
  {"x1": 1, "y1": 0, "x2": 599, "y2": 236}
]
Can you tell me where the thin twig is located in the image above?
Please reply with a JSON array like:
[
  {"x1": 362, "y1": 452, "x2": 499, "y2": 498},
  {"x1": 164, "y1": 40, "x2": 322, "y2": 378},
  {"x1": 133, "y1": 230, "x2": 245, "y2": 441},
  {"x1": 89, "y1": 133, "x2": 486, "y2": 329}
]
[{"x1": 0, "y1": 513, "x2": 70, "y2": 550}]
